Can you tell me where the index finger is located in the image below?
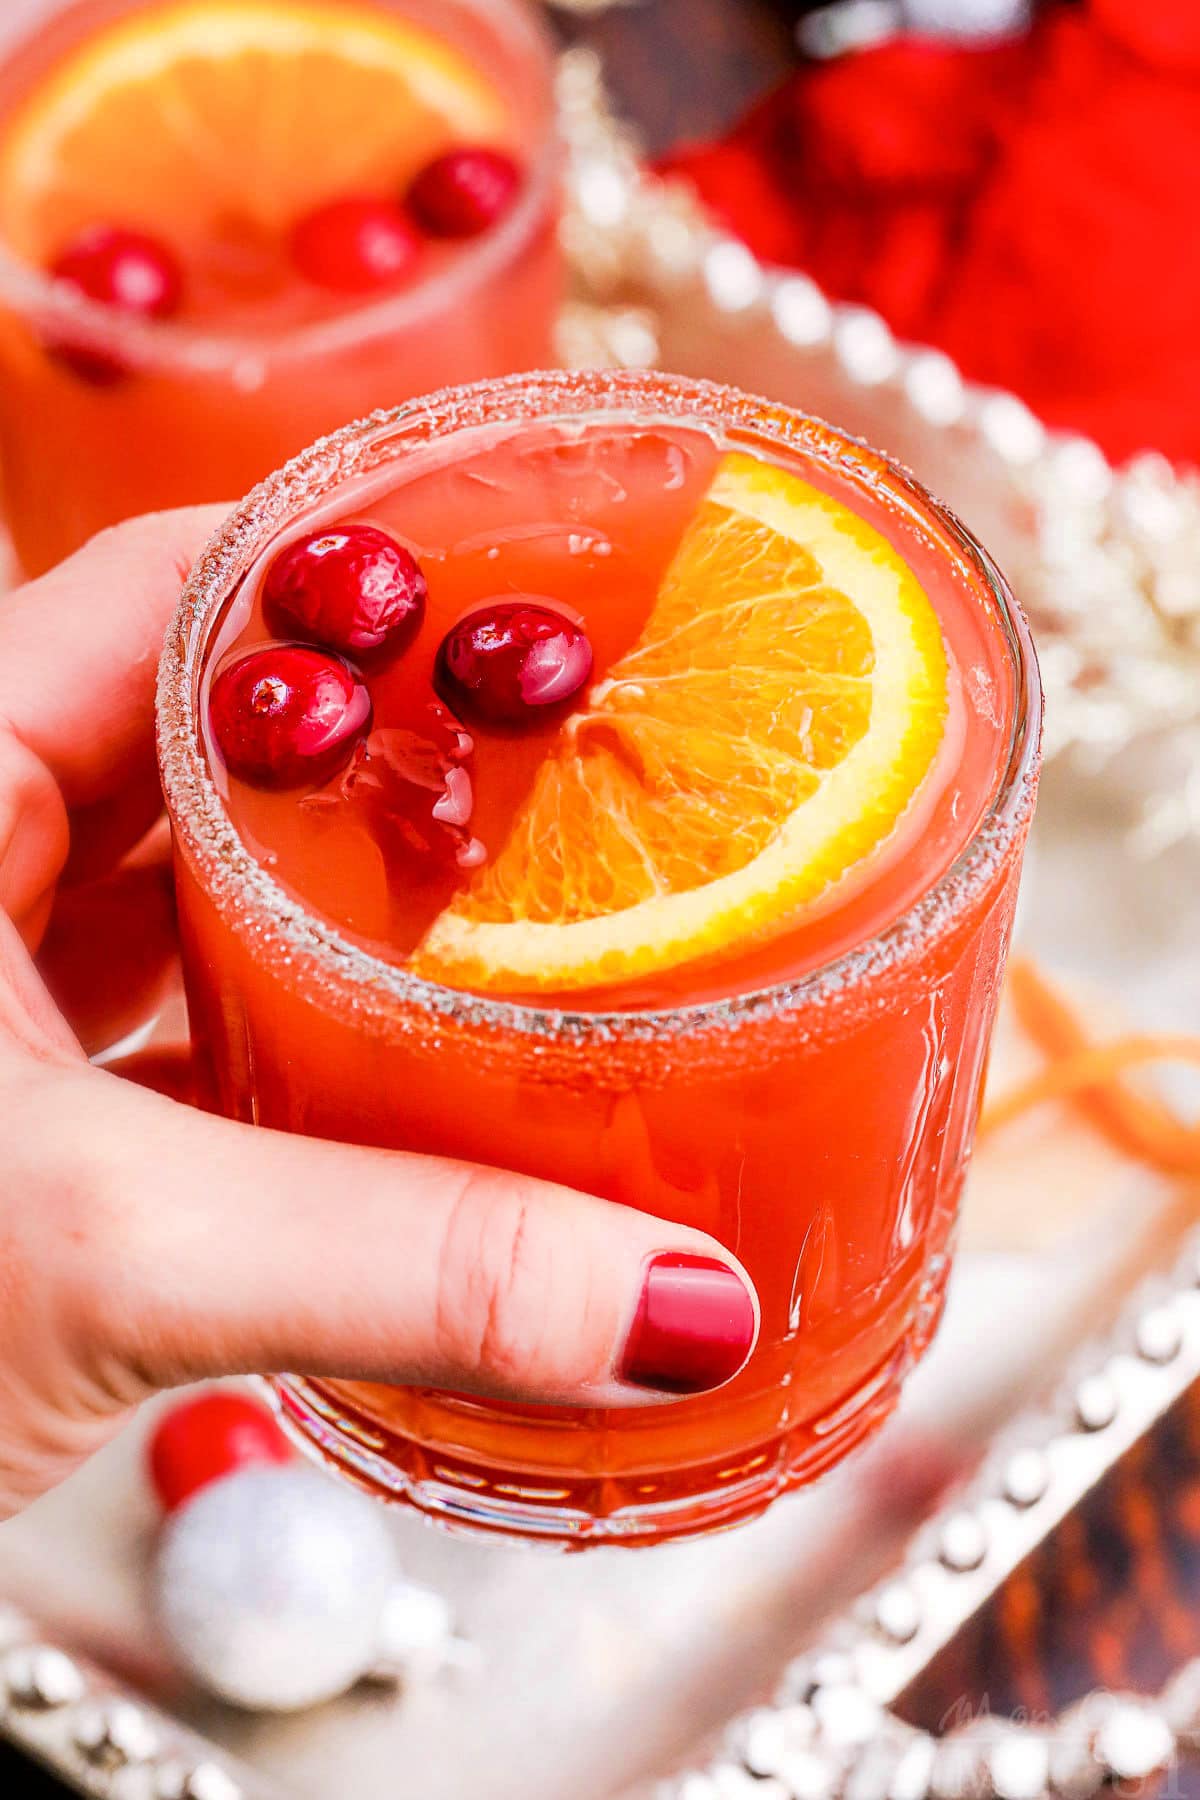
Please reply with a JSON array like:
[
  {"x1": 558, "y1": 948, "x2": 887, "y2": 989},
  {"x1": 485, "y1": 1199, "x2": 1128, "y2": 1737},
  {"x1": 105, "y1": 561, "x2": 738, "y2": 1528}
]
[{"x1": 0, "y1": 506, "x2": 227, "y2": 810}]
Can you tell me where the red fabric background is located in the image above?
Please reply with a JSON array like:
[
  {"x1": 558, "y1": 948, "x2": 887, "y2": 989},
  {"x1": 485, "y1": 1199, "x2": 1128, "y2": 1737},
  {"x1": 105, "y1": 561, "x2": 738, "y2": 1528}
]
[{"x1": 662, "y1": 0, "x2": 1200, "y2": 466}]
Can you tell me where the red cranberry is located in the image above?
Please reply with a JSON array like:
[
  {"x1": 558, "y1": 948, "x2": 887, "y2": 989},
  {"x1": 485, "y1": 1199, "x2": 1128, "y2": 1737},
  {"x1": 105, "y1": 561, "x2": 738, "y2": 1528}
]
[
  {"x1": 406, "y1": 147, "x2": 522, "y2": 238},
  {"x1": 52, "y1": 224, "x2": 183, "y2": 315},
  {"x1": 208, "y1": 644, "x2": 371, "y2": 789},
  {"x1": 435, "y1": 600, "x2": 593, "y2": 726},
  {"x1": 332, "y1": 702, "x2": 484, "y2": 875},
  {"x1": 263, "y1": 526, "x2": 426, "y2": 656},
  {"x1": 148, "y1": 1391, "x2": 291, "y2": 1515},
  {"x1": 290, "y1": 195, "x2": 420, "y2": 293},
  {"x1": 48, "y1": 224, "x2": 183, "y2": 382}
]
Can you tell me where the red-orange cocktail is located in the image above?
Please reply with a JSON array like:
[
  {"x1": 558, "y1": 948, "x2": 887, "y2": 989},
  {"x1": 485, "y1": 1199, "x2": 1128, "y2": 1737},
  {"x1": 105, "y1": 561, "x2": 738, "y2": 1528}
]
[
  {"x1": 0, "y1": 0, "x2": 559, "y2": 575},
  {"x1": 158, "y1": 371, "x2": 1041, "y2": 1547}
]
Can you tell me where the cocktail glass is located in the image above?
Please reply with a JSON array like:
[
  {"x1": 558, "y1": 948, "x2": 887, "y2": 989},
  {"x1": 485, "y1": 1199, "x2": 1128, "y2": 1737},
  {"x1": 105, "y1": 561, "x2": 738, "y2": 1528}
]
[
  {"x1": 0, "y1": 0, "x2": 560, "y2": 576},
  {"x1": 158, "y1": 369, "x2": 1042, "y2": 1548}
]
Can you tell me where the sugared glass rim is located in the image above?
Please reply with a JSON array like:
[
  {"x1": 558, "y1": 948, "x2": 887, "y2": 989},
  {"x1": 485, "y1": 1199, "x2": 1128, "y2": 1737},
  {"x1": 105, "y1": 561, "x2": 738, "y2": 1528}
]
[
  {"x1": 157, "y1": 368, "x2": 1042, "y2": 1042},
  {"x1": 0, "y1": 0, "x2": 558, "y2": 375}
]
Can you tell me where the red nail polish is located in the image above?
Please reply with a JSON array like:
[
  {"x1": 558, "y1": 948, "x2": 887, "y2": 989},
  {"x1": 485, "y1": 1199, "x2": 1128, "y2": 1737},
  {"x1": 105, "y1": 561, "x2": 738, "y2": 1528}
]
[{"x1": 621, "y1": 1253, "x2": 756, "y2": 1395}]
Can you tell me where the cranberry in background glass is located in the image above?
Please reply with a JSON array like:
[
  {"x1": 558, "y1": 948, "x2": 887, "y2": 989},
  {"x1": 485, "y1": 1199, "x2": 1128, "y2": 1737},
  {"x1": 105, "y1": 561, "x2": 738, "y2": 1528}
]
[
  {"x1": 52, "y1": 223, "x2": 183, "y2": 316},
  {"x1": 290, "y1": 195, "x2": 420, "y2": 293},
  {"x1": 435, "y1": 599, "x2": 593, "y2": 726},
  {"x1": 407, "y1": 147, "x2": 522, "y2": 238},
  {"x1": 209, "y1": 644, "x2": 371, "y2": 789},
  {"x1": 49, "y1": 223, "x2": 183, "y2": 381},
  {"x1": 263, "y1": 526, "x2": 427, "y2": 655},
  {"x1": 148, "y1": 1391, "x2": 291, "y2": 1515}
]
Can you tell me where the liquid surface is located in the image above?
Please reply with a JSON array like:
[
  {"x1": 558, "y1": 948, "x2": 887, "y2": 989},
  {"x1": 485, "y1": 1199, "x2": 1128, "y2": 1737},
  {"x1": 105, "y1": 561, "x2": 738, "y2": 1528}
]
[{"x1": 201, "y1": 416, "x2": 1016, "y2": 1009}]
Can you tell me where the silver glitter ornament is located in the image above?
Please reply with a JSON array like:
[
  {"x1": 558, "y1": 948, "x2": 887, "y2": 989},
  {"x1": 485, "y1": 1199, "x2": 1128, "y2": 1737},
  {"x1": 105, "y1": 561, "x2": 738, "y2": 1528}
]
[{"x1": 155, "y1": 1466, "x2": 397, "y2": 1712}]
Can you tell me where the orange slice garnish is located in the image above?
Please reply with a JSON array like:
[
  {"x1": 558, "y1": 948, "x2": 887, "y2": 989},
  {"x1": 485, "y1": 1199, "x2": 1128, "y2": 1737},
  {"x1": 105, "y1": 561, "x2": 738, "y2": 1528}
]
[{"x1": 417, "y1": 451, "x2": 950, "y2": 994}]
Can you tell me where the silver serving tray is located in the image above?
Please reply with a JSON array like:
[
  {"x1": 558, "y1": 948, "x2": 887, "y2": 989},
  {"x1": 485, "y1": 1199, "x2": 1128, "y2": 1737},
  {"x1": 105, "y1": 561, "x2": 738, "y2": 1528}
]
[{"x1": 659, "y1": 1235, "x2": 1200, "y2": 1800}]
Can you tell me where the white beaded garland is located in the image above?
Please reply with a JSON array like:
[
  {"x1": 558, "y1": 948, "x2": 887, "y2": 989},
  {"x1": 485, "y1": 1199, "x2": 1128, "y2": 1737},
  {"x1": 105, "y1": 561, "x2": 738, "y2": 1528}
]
[
  {"x1": 833, "y1": 308, "x2": 899, "y2": 386},
  {"x1": 903, "y1": 352, "x2": 966, "y2": 426},
  {"x1": 772, "y1": 277, "x2": 834, "y2": 349},
  {"x1": 703, "y1": 239, "x2": 764, "y2": 315}
]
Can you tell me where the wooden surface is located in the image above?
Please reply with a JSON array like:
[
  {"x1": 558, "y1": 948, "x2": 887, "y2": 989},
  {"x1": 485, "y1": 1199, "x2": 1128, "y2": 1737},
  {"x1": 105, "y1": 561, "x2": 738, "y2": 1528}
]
[{"x1": 553, "y1": 0, "x2": 801, "y2": 154}]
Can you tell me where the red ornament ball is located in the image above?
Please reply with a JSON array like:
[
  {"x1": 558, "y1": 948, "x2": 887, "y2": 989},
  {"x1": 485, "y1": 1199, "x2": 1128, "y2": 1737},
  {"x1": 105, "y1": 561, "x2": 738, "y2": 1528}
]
[{"x1": 148, "y1": 1391, "x2": 291, "y2": 1514}]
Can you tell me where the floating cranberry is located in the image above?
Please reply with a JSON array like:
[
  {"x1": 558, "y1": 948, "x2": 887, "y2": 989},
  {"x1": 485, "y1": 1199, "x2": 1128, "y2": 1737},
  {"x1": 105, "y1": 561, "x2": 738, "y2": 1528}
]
[
  {"x1": 52, "y1": 224, "x2": 183, "y2": 315},
  {"x1": 148, "y1": 1391, "x2": 291, "y2": 1515},
  {"x1": 330, "y1": 702, "x2": 484, "y2": 876},
  {"x1": 48, "y1": 224, "x2": 183, "y2": 382},
  {"x1": 435, "y1": 600, "x2": 593, "y2": 726},
  {"x1": 290, "y1": 195, "x2": 420, "y2": 293},
  {"x1": 263, "y1": 525, "x2": 427, "y2": 656},
  {"x1": 406, "y1": 147, "x2": 522, "y2": 238},
  {"x1": 209, "y1": 644, "x2": 371, "y2": 789}
]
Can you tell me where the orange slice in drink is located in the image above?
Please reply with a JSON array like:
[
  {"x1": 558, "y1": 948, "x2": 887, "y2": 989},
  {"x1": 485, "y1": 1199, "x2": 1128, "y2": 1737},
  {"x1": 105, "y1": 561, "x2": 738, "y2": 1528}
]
[
  {"x1": 0, "y1": 0, "x2": 511, "y2": 260},
  {"x1": 418, "y1": 452, "x2": 950, "y2": 995}
]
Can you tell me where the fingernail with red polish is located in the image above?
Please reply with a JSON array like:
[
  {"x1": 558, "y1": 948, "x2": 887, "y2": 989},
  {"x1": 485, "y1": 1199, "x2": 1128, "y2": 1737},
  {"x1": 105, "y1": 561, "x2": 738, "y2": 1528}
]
[{"x1": 621, "y1": 1253, "x2": 757, "y2": 1395}]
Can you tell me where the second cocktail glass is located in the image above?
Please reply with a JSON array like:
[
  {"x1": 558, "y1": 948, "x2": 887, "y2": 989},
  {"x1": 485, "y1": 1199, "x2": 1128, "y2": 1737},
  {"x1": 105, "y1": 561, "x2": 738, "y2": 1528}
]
[
  {"x1": 158, "y1": 370, "x2": 1041, "y2": 1548},
  {"x1": 0, "y1": 0, "x2": 560, "y2": 575}
]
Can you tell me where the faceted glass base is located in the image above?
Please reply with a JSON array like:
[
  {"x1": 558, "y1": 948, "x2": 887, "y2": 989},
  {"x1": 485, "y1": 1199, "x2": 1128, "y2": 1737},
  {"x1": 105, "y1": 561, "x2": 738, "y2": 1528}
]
[{"x1": 266, "y1": 1270, "x2": 948, "y2": 1549}]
